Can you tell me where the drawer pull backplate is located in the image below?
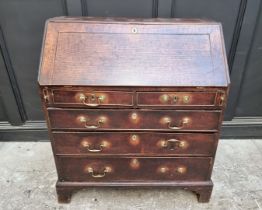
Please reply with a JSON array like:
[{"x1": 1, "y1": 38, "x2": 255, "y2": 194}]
[
  {"x1": 164, "y1": 117, "x2": 190, "y2": 130},
  {"x1": 85, "y1": 166, "x2": 112, "y2": 178},
  {"x1": 79, "y1": 93, "x2": 105, "y2": 107},
  {"x1": 160, "y1": 139, "x2": 188, "y2": 150},
  {"x1": 78, "y1": 116, "x2": 105, "y2": 129}
]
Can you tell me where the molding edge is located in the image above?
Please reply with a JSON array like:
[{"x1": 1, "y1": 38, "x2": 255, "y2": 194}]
[
  {"x1": 0, "y1": 121, "x2": 47, "y2": 141},
  {"x1": 221, "y1": 117, "x2": 262, "y2": 138},
  {"x1": 0, "y1": 118, "x2": 262, "y2": 141}
]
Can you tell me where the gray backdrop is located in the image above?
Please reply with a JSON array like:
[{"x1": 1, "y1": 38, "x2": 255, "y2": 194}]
[{"x1": 0, "y1": 0, "x2": 262, "y2": 140}]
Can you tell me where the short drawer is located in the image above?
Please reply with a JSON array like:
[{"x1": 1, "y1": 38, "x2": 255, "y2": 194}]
[
  {"x1": 137, "y1": 91, "x2": 225, "y2": 108},
  {"x1": 53, "y1": 132, "x2": 217, "y2": 156},
  {"x1": 57, "y1": 157, "x2": 212, "y2": 182},
  {"x1": 49, "y1": 90, "x2": 134, "y2": 107},
  {"x1": 48, "y1": 109, "x2": 221, "y2": 131}
]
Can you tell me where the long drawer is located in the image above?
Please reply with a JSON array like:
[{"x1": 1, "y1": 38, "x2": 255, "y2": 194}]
[
  {"x1": 57, "y1": 157, "x2": 213, "y2": 182},
  {"x1": 53, "y1": 132, "x2": 217, "y2": 156},
  {"x1": 48, "y1": 109, "x2": 221, "y2": 131}
]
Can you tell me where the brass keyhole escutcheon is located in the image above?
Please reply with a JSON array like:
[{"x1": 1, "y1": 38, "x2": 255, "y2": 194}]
[
  {"x1": 129, "y1": 134, "x2": 140, "y2": 146},
  {"x1": 130, "y1": 112, "x2": 140, "y2": 124},
  {"x1": 173, "y1": 96, "x2": 178, "y2": 103},
  {"x1": 131, "y1": 113, "x2": 138, "y2": 120},
  {"x1": 131, "y1": 134, "x2": 137, "y2": 141},
  {"x1": 132, "y1": 27, "x2": 138, "y2": 33},
  {"x1": 130, "y1": 158, "x2": 140, "y2": 169}
]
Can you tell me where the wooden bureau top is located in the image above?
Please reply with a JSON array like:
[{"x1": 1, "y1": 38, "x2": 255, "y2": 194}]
[{"x1": 38, "y1": 17, "x2": 230, "y2": 87}]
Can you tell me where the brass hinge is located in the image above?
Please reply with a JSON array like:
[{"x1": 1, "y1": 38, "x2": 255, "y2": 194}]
[
  {"x1": 43, "y1": 88, "x2": 50, "y2": 103},
  {"x1": 217, "y1": 91, "x2": 226, "y2": 106}
]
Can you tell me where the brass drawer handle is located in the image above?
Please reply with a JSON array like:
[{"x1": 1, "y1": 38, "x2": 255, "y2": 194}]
[
  {"x1": 161, "y1": 94, "x2": 178, "y2": 103},
  {"x1": 219, "y1": 95, "x2": 225, "y2": 106},
  {"x1": 79, "y1": 116, "x2": 105, "y2": 129},
  {"x1": 161, "y1": 139, "x2": 188, "y2": 150},
  {"x1": 158, "y1": 166, "x2": 187, "y2": 174},
  {"x1": 79, "y1": 93, "x2": 105, "y2": 107},
  {"x1": 81, "y1": 140, "x2": 108, "y2": 153},
  {"x1": 161, "y1": 94, "x2": 190, "y2": 104},
  {"x1": 165, "y1": 117, "x2": 190, "y2": 130},
  {"x1": 85, "y1": 166, "x2": 111, "y2": 178},
  {"x1": 86, "y1": 145, "x2": 104, "y2": 152}
]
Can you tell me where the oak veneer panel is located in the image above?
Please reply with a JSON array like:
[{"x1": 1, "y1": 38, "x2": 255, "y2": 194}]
[{"x1": 38, "y1": 17, "x2": 230, "y2": 87}]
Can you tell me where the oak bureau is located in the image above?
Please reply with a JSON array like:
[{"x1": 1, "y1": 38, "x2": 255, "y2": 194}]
[{"x1": 38, "y1": 17, "x2": 230, "y2": 203}]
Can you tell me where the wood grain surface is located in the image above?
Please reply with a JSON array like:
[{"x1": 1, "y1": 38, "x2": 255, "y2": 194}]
[
  {"x1": 57, "y1": 157, "x2": 213, "y2": 182},
  {"x1": 38, "y1": 17, "x2": 230, "y2": 203},
  {"x1": 38, "y1": 17, "x2": 230, "y2": 87},
  {"x1": 53, "y1": 132, "x2": 218, "y2": 156},
  {"x1": 48, "y1": 109, "x2": 221, "y2": 131}
]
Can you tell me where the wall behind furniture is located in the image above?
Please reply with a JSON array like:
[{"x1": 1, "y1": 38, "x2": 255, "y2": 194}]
[{"x1": 0, "y1": 0, "x2": 262, "y2": 140}]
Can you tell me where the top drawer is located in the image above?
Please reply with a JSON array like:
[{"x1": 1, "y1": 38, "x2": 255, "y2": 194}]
[
  {"x1": 46, "y1": 90, "x2": 134, "y2": 107},
  {"x1": 137, "y1": 91, "x2": 225, "y2": 108},
  {"x1": 42, "y1": 88, "x2": 226, "y2": 109}
]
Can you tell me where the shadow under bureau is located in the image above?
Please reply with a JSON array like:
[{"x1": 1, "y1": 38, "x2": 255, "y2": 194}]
[{"x1": 38, "y1": 17, "x2": 230, "y2": 203}]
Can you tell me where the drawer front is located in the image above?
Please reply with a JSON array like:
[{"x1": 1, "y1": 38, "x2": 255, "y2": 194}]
[
  {"x1": 57, "y1": 157, "x2": 212, "y2": 182},
  {"x1": 49, "y1": 109, "x2": 221, "y2": 131},
  {"x1": 53, "y1": 132, "x2": 217, "y2": 156},
  {"x1": 50, "y1": 90, "x2": 134, "y2": 107},
  {"x1": 137, "y1": 91, "x2": 225, "y2": 107}
]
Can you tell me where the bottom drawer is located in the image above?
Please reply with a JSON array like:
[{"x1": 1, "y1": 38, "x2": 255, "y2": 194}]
[{"x1": 57, "y1": 157, "x2": 212, "y2": 182}]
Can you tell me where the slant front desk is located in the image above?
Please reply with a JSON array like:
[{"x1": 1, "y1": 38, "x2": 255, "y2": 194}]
[{"x1": 38, "y1": 17, "x2": 230, "y2": 203}]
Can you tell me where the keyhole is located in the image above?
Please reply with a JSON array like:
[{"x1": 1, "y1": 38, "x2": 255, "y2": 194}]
[
  {"x1": 132, "y1": 27, "x2": 138, "y2": 33},
  {"x1": 173, "y1": 96, "x2": 178, "y2": 103},
  {"x1": 90, "y1": 94, "x2": 96, "y2": 102}
]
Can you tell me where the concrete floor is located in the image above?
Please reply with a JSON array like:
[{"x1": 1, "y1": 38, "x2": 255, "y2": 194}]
[{"x1": 0, "y1": 140, "x2": 262, "y2": 210}]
